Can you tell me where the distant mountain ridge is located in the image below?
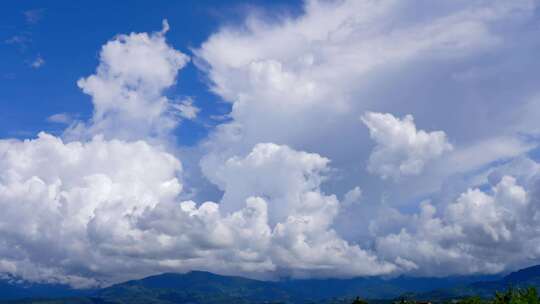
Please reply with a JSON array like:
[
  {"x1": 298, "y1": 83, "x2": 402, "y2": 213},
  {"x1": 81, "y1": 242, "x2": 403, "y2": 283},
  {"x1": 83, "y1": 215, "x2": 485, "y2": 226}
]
[
  {"x1": 504, "y1": 265, "x2": 540, "y2": 283},
  {"x1": 414, "y1": 265, "x2": 540, "y2": 300},
  {"x1": 0, "y1": 270, "x2": 499, "y2": 303},
  {"x1": 96, "y1": 270, "x2": 503, "y2": 302},
  {"x1": 4, "y1": 266, "x2": 540, "y2": 303},
  {"x1": 95, "y1": 271, "x2": 291, "y2": 304}
]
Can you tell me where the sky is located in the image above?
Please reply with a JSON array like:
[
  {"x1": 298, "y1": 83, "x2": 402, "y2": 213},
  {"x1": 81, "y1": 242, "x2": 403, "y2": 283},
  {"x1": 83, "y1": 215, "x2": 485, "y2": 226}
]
[{"x1": 1, "y1": 0, "x2": 540, "y2": 288}]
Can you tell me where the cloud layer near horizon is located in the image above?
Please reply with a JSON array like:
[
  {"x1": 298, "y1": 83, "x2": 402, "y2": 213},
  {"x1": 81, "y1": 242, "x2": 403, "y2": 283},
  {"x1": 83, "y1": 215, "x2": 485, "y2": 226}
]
[{"x1": 2, "y1": 0, "x2": 540, "y2": 287}]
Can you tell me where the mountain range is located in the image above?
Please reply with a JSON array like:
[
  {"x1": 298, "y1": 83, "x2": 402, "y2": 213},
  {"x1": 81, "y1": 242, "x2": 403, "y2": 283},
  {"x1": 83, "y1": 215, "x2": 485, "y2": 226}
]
[
  {"x1": 1, "y1": 265, "x2": 540, "y2": 303},
  {"x1": 413, "y1": 265, "x2": 540, "y2": 301}
]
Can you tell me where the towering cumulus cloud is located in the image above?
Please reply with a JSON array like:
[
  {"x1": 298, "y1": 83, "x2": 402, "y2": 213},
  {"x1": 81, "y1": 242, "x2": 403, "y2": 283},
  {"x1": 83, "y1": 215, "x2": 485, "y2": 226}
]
[
  {"x1": 195, "y1": 0, "x2": 540, "y2": 280},
  {"x1": 70, "y1": 20, "x2": 189, "y2": 141},
  {"x1": 361, "y1": 112, "x2": 452, "y2": 180},
  {"x1": 3, "y1": 0, "x2": 540, "y2": 287}
]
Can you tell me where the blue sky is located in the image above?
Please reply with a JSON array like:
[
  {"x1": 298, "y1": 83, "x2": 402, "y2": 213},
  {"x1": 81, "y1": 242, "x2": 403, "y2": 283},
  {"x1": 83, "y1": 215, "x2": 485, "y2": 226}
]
[{"x1": 2, "y1": 0, "x2": 540, "y2": 287}]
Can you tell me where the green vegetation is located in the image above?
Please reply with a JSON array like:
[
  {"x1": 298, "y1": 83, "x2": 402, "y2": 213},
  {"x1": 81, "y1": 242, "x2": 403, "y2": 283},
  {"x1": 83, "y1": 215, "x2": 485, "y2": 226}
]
[
  {"x1": 458, "y1": 287, "x2": 540, "y2": 304},
  {"x1": 351, "y1": 297, "x2": 369, "y2": 304},
  {"x1": 392, "y1": 287, "x2": 540, "y2": 304}
]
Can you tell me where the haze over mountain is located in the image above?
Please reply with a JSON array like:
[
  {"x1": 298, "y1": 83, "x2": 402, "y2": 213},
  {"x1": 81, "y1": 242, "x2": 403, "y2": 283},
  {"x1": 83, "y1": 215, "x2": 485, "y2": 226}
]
[
  {"x1": 2, "y1": 265, "x2": 540, "y2": 303},
  {"x1": 0, "y1": 267, "x2": 516, "y2": 303}
]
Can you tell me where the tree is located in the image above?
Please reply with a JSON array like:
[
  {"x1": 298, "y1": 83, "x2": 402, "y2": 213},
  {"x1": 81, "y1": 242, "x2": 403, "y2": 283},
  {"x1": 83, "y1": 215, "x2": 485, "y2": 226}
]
[
  {"x1": 519, "y1": 287, "x2": 540, "y2": 304},
  {"x1": 492, "y1": 287, "x2": 540, "y2": 304},
  {"x1": 351, "y1": 296, "x2": 368, "y2": 304}
]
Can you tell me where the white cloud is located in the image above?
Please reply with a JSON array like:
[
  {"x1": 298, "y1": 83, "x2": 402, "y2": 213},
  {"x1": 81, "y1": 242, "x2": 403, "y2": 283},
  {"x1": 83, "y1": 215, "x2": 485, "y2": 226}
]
[
  {"x1": 163, "y1": 143, "x2": 394, "y2": 278},
  {"x1": 46, "y1": 113, "x2": 72, "y2": 124},
  {"x1": 172, "y1": 97, "x2": 200, "y2": 120},
  {"x1": 374, "y1": 174, "x2": 540, "y2": 276},
  {"x1": 342, "y1": 186, "x2": 362, "y2": 207},
  {"x1": 194, "y1": 0, "x2": 535, "y2": 204},
  {"x1": 203, "y1": 143, "x2": 395, "y2": 277},
  {"x1": 30, "y1": 55, "x2": 45, "y2": 69},
  {"x1": 0, "y1": 132, "x2": 182, "y2": 286},
  {"x1": 0, "y1": 134, "x2": 394, "y2": 286},
  {"x1": 68, "y1": 20, "x2": 189, "y2": 141},
  {"x1": 193, "y1": 0, "x2": 540, "y2": 278},
  {"x1": 361, "y1": 112, "x2": 452, "y2": 180},
  {"x1": 203, "y1": 143, "x2": 330, "y2": 223}
]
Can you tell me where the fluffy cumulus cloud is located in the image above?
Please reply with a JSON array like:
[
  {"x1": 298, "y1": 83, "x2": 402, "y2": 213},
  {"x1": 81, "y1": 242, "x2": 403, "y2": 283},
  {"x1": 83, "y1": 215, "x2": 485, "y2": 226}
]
[
  {"x1": 68, "y1": 20, "x2": 189, "y2": 141},
  {"x1": 142, "y1": 143, "x2": 395, "y2": 279},
  {"x1": 203, "y1": 143, "x2": 330, "y2": 223},
  {"x1": 0, "y1": 133, "x2": 182, "y2": 286},
  {"x1": 0, "y1": 134, "x2": 393, "y2": 286},
  {"x1": 3, "y1": 0, "x2": 540, "y2": 287},
  {"x1": 361, "y1": 112, "x2": 452, "y2": 180},
  {"x1": 374, "y1": 172, "x2": 540, "y2": 276}
]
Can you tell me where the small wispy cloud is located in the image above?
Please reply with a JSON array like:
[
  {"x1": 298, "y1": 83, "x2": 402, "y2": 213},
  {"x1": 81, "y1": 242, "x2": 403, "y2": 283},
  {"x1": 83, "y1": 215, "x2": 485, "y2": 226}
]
[
  {"x1": 30, "y1": 55, "x2": 45, "y2": 69},
  {"x1": 5, "y1": 35, "x2": 29, "y2": 45},
  {"x1": 172, "y1": 97, "x2": 200, "y2": 120},
  {"x1": 47, "y1": 113, "x2": 72, "y2": 124},
  {"x1": 24, "y1": 9, "x2": 44, "y2": 24},
  {"x1": 209, "y1": 113, "x2": 231, "y2": 122},
  {"x1": 4, "y1": 9, "x2": 44, "y2": 55},
  {"x1": 5, "y1": 34, "x2": 31, "y2": 50}
]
